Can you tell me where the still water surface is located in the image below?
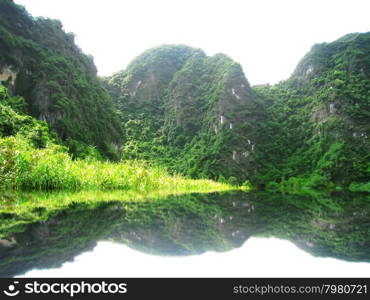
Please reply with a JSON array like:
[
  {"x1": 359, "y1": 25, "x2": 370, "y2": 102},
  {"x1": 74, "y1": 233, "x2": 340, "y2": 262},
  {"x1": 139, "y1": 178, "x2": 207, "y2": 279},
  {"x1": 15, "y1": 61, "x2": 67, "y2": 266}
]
[{"x1": 1, "y1": 191, "x2": 369, "y2": 277}]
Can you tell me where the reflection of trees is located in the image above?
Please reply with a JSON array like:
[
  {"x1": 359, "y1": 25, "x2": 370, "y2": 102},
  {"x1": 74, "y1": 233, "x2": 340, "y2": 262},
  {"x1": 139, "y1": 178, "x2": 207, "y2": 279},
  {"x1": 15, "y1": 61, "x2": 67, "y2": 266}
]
[{"x1": 0, "y1": 191, "x2": 369, "y2": 277}]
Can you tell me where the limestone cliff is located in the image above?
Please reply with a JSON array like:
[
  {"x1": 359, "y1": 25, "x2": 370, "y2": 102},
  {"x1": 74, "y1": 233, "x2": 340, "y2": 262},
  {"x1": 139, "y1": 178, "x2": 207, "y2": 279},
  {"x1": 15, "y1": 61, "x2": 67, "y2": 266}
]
[
  {"x1": 105, "y1": 45, "x2": 261, "y2": 181},
  {"x1": 0, "y1": 0, "x2": 122, "y2": 158}
]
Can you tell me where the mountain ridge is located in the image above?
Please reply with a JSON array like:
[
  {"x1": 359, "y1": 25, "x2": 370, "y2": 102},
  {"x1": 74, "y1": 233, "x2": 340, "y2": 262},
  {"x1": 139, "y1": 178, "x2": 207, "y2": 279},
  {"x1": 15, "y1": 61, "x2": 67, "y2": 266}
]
[{"x1": 1, "y1": 0, "x2": 369, "y2": 191}]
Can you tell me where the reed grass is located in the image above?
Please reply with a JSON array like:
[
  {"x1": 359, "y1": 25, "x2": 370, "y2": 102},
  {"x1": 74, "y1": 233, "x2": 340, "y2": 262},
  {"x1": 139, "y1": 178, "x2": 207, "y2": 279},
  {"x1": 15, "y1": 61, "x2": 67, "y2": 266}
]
[{"x1": 0, "y1": 135, "x2": 236, "y2": 193}]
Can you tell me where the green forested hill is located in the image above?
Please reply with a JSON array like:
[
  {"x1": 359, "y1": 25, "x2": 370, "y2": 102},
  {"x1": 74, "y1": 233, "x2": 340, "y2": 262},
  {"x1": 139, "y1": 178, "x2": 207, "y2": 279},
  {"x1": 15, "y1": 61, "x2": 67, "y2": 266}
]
[
  {"x1": 253, "y1": 32, "x2": 370, "y2": 191},
  {"x1": 106, "y1": 34, "x2": 369, "y2": 191},
  {"x1": 105, "y1": 45, "x2": 261, "y2": 182},
  {"x1": 0, "y1": 0, "x2": 368, "y2": 192},
  {"x1": 0, "y1": 0, "x2": 122, "y2": 159}
]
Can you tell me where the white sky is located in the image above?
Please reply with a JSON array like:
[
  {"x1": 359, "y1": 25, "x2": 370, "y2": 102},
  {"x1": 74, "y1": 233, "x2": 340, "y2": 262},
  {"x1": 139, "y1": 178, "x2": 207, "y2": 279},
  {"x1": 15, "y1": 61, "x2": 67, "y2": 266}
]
[
  {"x1": 21, "y1": 238, "x2": 370, "y2": 277},
  {"x1": 14, "y1": 0, "x2": 370, "y2": 85}
]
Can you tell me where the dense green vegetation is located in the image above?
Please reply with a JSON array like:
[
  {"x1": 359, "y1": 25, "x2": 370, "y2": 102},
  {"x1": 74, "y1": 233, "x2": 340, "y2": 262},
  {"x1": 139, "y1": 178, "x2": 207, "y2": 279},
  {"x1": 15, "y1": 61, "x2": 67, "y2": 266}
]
[
  {"x1": 0, "y1": 133, "x2": 234, "y2": 192},
  {"x1": 105, "y1": 45, "x2": 259, "y2": 183},
  {"x1": 253, "y1": 33, "x2": 370, "y2": 192},
  {"x1": 105, "y1": 34, "x2": 369, "y2": 192},
  {"x1": 0, "y1": 1, "x2": 234, "y2": 196},
  {"x1": 0, "y1": 63, "x2": 234, "y2": 194},
  {"x1": 0, "y1": 0, "x2": 122, "y2": 159},
  {"x1": 0, "y1": 0, "x2": 368, "y2": 196},
  {"x1": 0, "y1": 84, "x2": 52, "y2": 146}
]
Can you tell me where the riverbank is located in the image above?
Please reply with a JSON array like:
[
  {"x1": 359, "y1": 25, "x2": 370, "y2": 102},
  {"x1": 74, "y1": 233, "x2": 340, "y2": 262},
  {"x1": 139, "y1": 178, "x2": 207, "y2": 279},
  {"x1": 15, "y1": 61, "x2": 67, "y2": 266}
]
[{"x1": 0, "y1": 135, "x2": 236, "y2": 193}]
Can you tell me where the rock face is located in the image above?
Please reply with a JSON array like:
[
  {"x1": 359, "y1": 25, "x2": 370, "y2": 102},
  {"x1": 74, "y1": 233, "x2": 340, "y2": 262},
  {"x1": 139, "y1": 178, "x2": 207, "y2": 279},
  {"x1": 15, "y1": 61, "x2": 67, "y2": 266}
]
[
  {"x1": 0, "y1": 66, "x2": 17, "y2": 95},
  {"x1": 106, "y1": 45, "x2": 260, "y2": 181},
  {"x1": 0, "y1": 0, "x2": 122, "y2": 158}
]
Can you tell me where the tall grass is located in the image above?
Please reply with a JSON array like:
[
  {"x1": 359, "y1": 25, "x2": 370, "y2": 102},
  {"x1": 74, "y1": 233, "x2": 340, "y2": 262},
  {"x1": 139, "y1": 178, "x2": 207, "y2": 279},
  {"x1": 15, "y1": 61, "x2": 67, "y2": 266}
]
[{"x1": 0, "y1": 135, "x2": 235, "y2": 193}]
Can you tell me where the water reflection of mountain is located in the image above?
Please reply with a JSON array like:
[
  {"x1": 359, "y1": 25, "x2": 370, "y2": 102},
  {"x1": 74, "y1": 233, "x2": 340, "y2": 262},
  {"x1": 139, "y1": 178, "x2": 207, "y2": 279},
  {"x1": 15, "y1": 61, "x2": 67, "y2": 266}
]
[{"x1": 0, "y1": 191, "x2": 369, "y2": 277}]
